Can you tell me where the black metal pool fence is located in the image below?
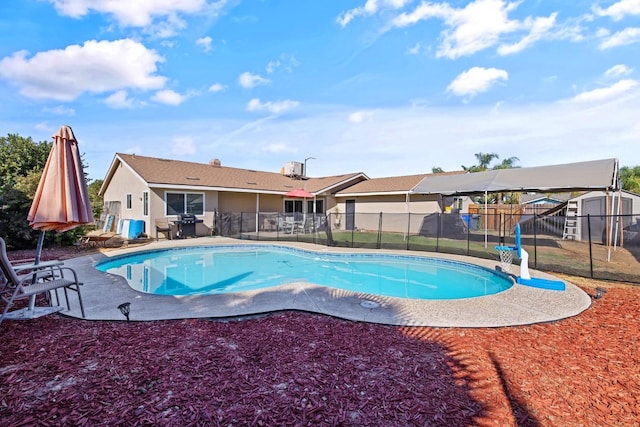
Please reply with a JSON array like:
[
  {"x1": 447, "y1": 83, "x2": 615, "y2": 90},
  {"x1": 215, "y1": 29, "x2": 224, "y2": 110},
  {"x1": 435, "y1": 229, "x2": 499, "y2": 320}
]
[{"x1": 215, "y1": 211, "x2": 640, "y2": 284}]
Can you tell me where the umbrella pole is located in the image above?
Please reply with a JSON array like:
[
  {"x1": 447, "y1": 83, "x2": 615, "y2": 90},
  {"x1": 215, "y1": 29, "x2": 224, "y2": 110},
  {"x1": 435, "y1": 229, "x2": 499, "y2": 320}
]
[
  {"x1": 26, "y1": 230, "x2": 46, "y2": 314},
  {"x1": 35, "y1": 230, "x2": 45, "y2": 265}
]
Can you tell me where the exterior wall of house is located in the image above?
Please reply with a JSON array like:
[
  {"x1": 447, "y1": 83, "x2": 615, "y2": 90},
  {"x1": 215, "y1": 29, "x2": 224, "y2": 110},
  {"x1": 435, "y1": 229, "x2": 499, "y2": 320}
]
[
  {"x1": 258, "y1": 194, "x2": 285, "y2": 212},
  {"x1": 101, "y1": 162, "x2": 148, "y2": 234},
  {"x1": 332, "y1": 194, "x2": 444, "y2": 233},
  {"x1": 219, "y1": 192, "x2": 262, "y2": 212},
  {"x1": 149, "y1": 188, "x2": 219, "y2": 237}
]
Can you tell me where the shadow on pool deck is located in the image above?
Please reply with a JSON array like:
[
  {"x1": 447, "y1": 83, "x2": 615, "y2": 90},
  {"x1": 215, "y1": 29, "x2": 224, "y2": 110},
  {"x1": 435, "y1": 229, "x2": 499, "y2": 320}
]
[{"x1": 59, "y1": 237, "x2": 592, "y2": 327}]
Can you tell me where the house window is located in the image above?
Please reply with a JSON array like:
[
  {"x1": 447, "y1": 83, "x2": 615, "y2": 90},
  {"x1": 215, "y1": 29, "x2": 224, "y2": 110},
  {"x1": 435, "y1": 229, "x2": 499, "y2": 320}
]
[
  {"x1": 284, "y1": 200, "x2": 303, "y2": 213},
  {"x1": 142, "y1": 192, "x2": 149, "y2": 216},
  {"x1": 165, "y1": 192, "x2": 204, "y2": 216},
  {"x1": 126, "y1": 193, "x2": 132, "y2": 210},
  {"x1": 453, "y1": 197, "x2": 464, "y2": 211},
  {"x1": 307, "y1": 199, "x2": 324, "y2": 213}
]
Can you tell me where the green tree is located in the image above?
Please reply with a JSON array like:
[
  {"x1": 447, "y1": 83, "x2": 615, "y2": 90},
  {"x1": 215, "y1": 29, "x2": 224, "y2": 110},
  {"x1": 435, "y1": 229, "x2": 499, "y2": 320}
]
[
  {"x1": 88, "y1": 179, "x2": 104, "y2": 219},
  {"x1": 619, "y1": 165, "x2": 640, "y2": 194},
  {"x1": 431, "y1": 167, "x2": 444, "y2": 174},
  {"x1": 0, "y1": 133, "x2": 91, "y2": 249},
  {"x1": 476, "y1": 152, "x2": 499, "y2": 170},
  {"x1": 0, "y1": 134, "x2": 51, "y2": 192},
  {"x1": 462, "y1": 153, "x2": 521, "y2": 204},
  {"x1": 462, "y1": 152, "x2": 500, "y2": 172},
  {"x1": 493, "y1": 156, "x2": 520, "y2": 170}
]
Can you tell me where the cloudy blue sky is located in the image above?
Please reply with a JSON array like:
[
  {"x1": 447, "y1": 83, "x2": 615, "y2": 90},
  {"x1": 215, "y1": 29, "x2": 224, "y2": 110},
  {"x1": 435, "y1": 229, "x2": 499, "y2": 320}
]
[{"x1": 1, "y1": 0, "x2": 639, "y2": 181}]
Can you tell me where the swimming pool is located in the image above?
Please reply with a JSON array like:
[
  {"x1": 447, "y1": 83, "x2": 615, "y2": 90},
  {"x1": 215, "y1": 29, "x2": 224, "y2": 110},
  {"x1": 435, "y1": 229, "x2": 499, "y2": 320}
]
[{"x1": 96, "y1": 245, "x2": 513, "y2": 300}]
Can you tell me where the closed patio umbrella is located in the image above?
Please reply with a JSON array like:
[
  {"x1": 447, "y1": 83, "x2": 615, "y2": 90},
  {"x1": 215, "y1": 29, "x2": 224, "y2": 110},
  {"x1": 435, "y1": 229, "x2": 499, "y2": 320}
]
[{"x1": 28, "y1": 125, "x2": 94, "y2": 263}]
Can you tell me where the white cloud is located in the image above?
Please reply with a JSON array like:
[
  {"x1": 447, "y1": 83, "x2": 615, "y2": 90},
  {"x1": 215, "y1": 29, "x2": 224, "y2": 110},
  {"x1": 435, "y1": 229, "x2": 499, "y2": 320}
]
[
  {"x1": 406, "y1": 42, "x2": 422, "y2": 55},
  {"x1": 348, "y1": 111, "x2": 374, "y2": 123},
  {"x1": 0, "y1": 39, "x2": 166, "y2": 101},
  {"x1": 265, "y1": 54, "x2": 299, "y2": 74},
  {"x1": 105, "y1": 90, "x2": 136, "y2": 109},
  {"x1": 46, "y1": 0, "x2": 213, "y2": 27},
  {"x1": 447, "y1": 67, "x2": 508, "y2": 98},
  {"x1": 151, "y1": 89, "x2": 187, "y2": 105},
  {"x1": 266, "y1": 60, "x2": 280, "y2": 74},
  {"x1": 208, "y1": 83, "x2": 226, "y2": 92},
  {"x1": 593, "y1": 0, "x2": 640, "y2": 21},
  {"x1": 170, "y1": 137, "x2": 196, "y2": 156},
  {"x1": 391, "y1": 0, "x2": 556, "y2": 59},
  {"x1": 599, "y1": 27, "x2": 640, "y2": 49},
  {"x1": 146, "y1": 14, "x2": 188, "y2": 38},
  {"x1": 498, "y1": 13, "x2": 558, "y2": 55},
  {"x1": 43, "y1": 105, "x2": 76, "y2": 115},
  {"x1": 196, "y1": 36, "x2": 213, "y2": 53},
  {"x1": 246, "y1": 98, "x2": 299, "y2": 114},
  {"x1": 337, "y1": 0, "x2": 411, "y2": 27},
  {"x1": 604, "y1": 64, "x2": 633, "y2": 78},
  {"x1": 566, "y1": 79, "x2": 638, "y2": 103},
  {"x1": 238, "y1": 72, "x2": 270, "y2": 89},
  {"x1": 34, "y1": 122, "x2": 52, "y2": 132},
  {"x1": 262, "y1": 143, "x2": 298, "y2": 154}
]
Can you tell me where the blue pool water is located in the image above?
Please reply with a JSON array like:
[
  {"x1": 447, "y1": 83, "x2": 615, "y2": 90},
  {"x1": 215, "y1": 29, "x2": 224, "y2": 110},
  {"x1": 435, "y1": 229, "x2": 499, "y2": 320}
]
[{"x1": 96, "y1": 245, "x2": 513, "y2": 300}]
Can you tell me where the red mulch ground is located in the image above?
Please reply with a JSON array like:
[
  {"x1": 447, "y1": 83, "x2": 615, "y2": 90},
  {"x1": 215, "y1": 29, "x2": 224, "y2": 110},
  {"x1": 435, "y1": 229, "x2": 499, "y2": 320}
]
[{"x1": 1, "y1": 249, "x2": 639, "y2": 426}]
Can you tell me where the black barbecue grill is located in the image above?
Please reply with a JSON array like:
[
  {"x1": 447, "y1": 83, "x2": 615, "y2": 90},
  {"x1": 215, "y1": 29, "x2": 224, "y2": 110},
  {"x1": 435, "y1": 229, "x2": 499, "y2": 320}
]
[{"x1": 173, "y1": 213, "x2": 204, "y2": 238}]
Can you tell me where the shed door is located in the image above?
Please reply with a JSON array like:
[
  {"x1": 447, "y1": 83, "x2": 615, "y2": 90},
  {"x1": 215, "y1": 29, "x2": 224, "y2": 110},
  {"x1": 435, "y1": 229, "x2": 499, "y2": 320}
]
[
  {"x1": 582, "y1": 197, "x2": 605, "y2": 242},
  {"x1": 582, "y1": 196, "x2": 632, "y2": 243}
]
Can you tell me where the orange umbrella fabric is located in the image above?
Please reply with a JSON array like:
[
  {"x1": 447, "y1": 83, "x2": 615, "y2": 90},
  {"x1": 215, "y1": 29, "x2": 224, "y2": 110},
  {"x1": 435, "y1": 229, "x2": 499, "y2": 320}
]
[
  {"x1": 28, "y1": 125, "x2": 93, "y2": 232},
  {"x1": 285, "y1": 188, "x2": 314, "y2": 198}
]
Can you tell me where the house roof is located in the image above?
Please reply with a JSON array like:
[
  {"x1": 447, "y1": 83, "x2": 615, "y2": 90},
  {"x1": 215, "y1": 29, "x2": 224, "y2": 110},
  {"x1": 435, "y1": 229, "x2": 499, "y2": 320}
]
[
  {"x1": 336, "y1": 171, "x2": 465, "y2": 196},
  {"x1": 412, "y1": 158, "x2": 619, "y2": 195},
  {"x1": 520, "y1": 192, "x2": 574, "y2": 204},
  {"x1": 100, "y1": 153, "x2": 367, "y2": 195}
]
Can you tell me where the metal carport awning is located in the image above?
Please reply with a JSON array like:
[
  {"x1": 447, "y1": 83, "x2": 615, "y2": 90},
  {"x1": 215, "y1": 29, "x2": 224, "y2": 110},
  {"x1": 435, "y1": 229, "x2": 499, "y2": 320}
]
[
  {"x1": 410, "y1": 158, "x2": 620, "y2": 254},
  {"x1": 411, "y1": 158, "x2": 619, "y2": 196}
]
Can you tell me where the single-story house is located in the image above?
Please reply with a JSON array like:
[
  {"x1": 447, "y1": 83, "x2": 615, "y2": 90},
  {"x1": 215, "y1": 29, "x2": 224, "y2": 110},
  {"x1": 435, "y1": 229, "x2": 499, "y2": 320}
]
[{"x1": 99, "y1": 153, "x2": 368, "y2": 238}]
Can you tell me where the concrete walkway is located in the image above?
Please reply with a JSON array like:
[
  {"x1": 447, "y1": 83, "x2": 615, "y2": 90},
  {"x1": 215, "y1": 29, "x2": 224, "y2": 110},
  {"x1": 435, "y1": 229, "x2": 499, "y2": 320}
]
[{"x1": 59, "y1": 237, "x2": 592, "y2": 327}]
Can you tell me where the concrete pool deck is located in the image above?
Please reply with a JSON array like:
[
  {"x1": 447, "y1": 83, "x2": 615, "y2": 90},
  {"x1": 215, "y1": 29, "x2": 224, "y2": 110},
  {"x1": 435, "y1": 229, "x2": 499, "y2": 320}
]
[{"x1": 58, "y1": 237, "x2": 592, "y2": 327}]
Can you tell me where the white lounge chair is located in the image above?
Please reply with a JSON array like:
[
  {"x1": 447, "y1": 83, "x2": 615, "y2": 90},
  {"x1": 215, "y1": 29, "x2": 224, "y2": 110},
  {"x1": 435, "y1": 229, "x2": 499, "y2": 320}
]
[{"x1": 0, "y1": 237, "x2": 85, "y2": 325}]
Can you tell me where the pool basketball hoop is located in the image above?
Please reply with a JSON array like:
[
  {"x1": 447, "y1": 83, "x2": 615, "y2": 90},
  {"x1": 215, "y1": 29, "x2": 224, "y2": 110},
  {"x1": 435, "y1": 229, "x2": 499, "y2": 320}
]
[{"x1": 495, "y1": 245, "x2": 516, "y2": 273}]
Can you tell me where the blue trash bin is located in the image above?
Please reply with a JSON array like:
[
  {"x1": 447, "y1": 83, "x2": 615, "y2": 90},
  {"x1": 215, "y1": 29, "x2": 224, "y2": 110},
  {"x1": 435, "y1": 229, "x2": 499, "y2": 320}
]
[
  {"x1": 461, "y1": 214, "x2": 471, "y2": 227},
  {"x1": 127, "y1": 220, "x2": 145, "y2": 239}
]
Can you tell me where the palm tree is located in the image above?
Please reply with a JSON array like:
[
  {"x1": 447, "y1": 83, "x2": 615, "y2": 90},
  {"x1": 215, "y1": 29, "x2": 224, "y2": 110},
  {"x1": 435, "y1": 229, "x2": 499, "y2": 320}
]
[
  {"x1": 462, "y1": 152, "x2": 500, "y2": 172},
  {"x1": 475, "y1": 152, "x2": 499, "y2": 171},
  {"x1": 493, "y1": 156, "x2": 520, "y2": 170}
]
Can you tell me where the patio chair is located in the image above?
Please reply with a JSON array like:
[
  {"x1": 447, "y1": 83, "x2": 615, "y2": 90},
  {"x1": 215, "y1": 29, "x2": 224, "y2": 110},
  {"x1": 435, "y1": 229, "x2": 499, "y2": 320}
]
[
  {"x1": 155, "y1": 218, "x2": 173, "y2": 241},
  {"x1": 0, "y1": 237, "x2": 85, "y2": 325},
  {"x1": 277, "y1": 217, "x2": 293, "y2": 234},
  {"x1": 285, "y1": 216, "x2": 297, "y2": 234},
  {"x1": 302, "y1": 217, "x2": 315, "y2": 233}
]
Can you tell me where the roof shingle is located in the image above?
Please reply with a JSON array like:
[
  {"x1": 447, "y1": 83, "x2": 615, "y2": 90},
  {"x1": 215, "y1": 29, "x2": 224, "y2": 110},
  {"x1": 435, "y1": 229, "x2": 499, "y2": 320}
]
[
  {"x1": 337, "y1": 171, "x2": 465, "y2": 195},
  {"x1": 115, "y1": 153, "x2": 365, "y2": 194}
]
